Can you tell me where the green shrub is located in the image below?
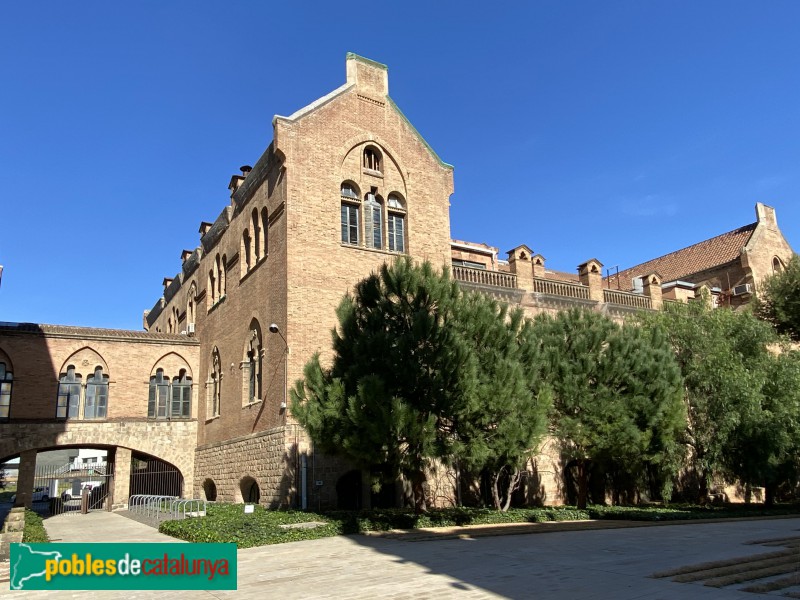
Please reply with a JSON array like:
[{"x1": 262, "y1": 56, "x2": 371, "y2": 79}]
[
  {"x1": 157, "y1": 502, "x2": 800, "y2": 548},
  {"x1": 22, "y1": 510, "x2": 49, "y2": 543}
]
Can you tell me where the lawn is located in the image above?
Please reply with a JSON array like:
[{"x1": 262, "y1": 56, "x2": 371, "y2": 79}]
[{"x1": 159, "y1": 503, "x2": 800, "y2": 548}]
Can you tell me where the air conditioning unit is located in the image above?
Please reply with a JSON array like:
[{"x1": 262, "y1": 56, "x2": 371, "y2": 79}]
[
  {"x1": 187, "y1": 322, "x2": 196, "y2": 334},
  {"x1": 732, "y1": 283, "x2": 753, "y2": 296}
]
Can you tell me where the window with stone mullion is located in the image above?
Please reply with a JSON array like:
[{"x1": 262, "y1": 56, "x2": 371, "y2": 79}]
[
  {"x1": 171, "y1": 372, "x2": 192, "y2": 418},
  {"x1": 364, "y1": 194, "x2": 382, "y2": 249},
  {"x1": 57, "y1": 367, "x2": 82, "y2": 419},
  {"x1": 388, "y1": 213, "x2": 405, "y2": 252},
  {"x1": 341, "y1": 203, "x2": 359, "y2": 245},
  {"x1": 0, "y1": 363, "x2": 11, "y2": 420},
  {"x1": 85, "y1": 366, "x2": 108, "y2": 419},
  {"x1": 148, "y1": 370, "x2": 170, "y2": 419}
]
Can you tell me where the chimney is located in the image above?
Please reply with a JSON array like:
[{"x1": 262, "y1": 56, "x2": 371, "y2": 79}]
[
  {"x1": 346, "y1": 53, "x2": 389, "y2": 97},
  {"x1": 532, "y1": 254, "x2": 546, "y2": 279},
  {"x1": 755, "y1": 202, "x2": 778, "y2": 229},
  {"x1": 642, "y1": 272, "x2": 663, "y2": 310},
  {"x1": 577, "y1": 259, "x2": 604, "y2": 302},
  {"x1": 181, "y1": 250, "x2": 193, "y2": 264},
  {"x1": 199, "y1": 222, "x2": 213, "y2": 239},
  {"x1": 506, "y1": 245, "x2": 534, "y2": 291},
  {"x1": 162, "y1": 277, "x2": 173, "y2": 293}
]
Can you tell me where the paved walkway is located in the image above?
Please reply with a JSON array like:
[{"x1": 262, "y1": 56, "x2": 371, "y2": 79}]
[{"x1": 4, "y1": 512, "x2": 800, "y2": 598}]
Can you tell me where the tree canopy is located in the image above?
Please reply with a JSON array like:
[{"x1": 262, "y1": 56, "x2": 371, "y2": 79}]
[
  {"x1": 291, "y1": 258, "x2": 550, "y2": 511},
  {"x1": 535, "y1": 309, "x2": 685, "y2": 508},
  {"x1": 639, "y1": 298, "x2": 800, "y2": 503},
  {"x1": 754, "y1": 255, "x2": 800, "y2": 341}
]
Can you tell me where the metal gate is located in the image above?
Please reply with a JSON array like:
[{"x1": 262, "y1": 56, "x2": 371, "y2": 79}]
[
  {"x1": 32, "y1": 462, "x2": 114, "y2": 516},
  {"x1": 129, "y1": 454, "x2": 183, "y2": 498}
]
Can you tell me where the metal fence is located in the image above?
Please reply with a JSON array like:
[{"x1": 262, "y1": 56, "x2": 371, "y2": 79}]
[
  {"x1": 128, "y1": 495, "x2": 206, "y2": 523},
  {"x1": 31, "y1": 462, "x2": 113, "y2": 516}
]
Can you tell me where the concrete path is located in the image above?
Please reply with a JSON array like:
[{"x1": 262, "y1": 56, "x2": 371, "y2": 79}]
[
  {"x1": 4, "y1": 513, "x2": 800, "y2": 599},
  {"x1": 43, "y1": 511, "x2": 181, "y2": 544}
]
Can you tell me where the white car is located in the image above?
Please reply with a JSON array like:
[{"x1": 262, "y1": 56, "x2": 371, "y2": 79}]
[
  {"x1": 10, "y1": 487, "x2": 50, "y2": 503},
  {"x1": 61, "y1": 481, "x2": 102, "y2": 501}
]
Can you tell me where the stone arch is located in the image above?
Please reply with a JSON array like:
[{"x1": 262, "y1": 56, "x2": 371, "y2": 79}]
[
  {"x1": 150, "y1": 351, "x2": 194, "y2": 380},
  {"x1": 336, "y1": 470, "x2": 363, "y2": 510},
  {"x1": 202, "y1": 478, "x2": 218, "y2": 501},
  {"x1": 238, "y1": 475, "x2": 261, "y2": 504},
  {"x1": 58, "y1": 347, "x2": 109, "y2": 380},
  {"x1": 338, "y1": 135, "x2": 408, "y2": 196},
  {"x1": 0, "y1": 346, "x2": 14, "y2": 372}
]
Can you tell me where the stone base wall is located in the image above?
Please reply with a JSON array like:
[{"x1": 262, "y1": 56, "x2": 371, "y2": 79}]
[
  {"x1": 194, "y1": 426, "x2": 293, "y2": 508},
  {"x1": 194, "y1": 425, "x2": 360, "y2": 510}
]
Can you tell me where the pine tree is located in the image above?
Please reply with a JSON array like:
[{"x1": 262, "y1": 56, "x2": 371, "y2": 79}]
[
  {"x1": 291, "y1": 258, "x2": 552, "y2": 512},
  {"x1": 538, "y1": 309, "x2": 685, "y2": 509},
  {"x1": 449, "y1": 293, "x2": 551, "y2": 511},
  {"x1": 292, "y1": 258, "x2": 473, "y2": 512}
]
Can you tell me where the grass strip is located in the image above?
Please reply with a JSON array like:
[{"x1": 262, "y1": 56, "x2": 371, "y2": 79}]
[
  {"x1": 745, "y1": 535, "x2": 800, "y2": 545},
  {"x1": 703, "y1": 562, "x2": 799, "y2": 588},
  {"x1": 652, "y1": 550, "x2": 790, "y2": 578},
  {"x1": 671, "y1": 553, "x2": 796, "y2": 583},
  {"x1": 741, "y1": 572, "x2": 800, "y2": 593}
]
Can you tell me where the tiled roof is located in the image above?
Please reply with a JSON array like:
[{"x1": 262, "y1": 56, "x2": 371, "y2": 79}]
[
  {"x1": 0, "y1": 322, "x2": 198, "y2": 343},
  {"x1": 545, "y1": 269, "x2": 581, "y2": 283},
  {"x1": 607, "y1": 223, "x2": 756, "y2": 291}
]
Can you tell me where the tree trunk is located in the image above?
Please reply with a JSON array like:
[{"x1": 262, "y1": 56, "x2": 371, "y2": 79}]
[
  {"x1": 411, "y1": 470, "x2": 427, "y2": 515},
  {"x1": 576, "y1": 459, "x2": 588, "y2": 510},
  {"x1": 491, "y1": 471, "x2": 502, "y2": 511},
  {"x1": 765, "y1": 483, "x2": 776, "y2": 507},
  {"x1": 501, "y1": 468, "x2": 521, "y2": 512}
]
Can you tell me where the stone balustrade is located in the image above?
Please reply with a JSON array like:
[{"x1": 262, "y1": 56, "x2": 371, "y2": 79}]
[{"x1": 452, "y1": 266, "x2": 518, "y2": 289}]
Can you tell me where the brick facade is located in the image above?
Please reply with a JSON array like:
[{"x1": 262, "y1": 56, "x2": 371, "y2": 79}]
[{"x1": 3, "y1": 54, "x2": 795, "y2": 511}]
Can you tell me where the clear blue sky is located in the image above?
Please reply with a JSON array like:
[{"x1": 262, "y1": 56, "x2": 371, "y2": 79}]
[{"x1": 1, "y1": 2, "x2": 798, "y2": 330}]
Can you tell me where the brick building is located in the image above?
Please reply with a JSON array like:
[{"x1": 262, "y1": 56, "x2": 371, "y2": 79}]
[{"x1": 1, "y1": 54, "x2": 794, "y2": 510}]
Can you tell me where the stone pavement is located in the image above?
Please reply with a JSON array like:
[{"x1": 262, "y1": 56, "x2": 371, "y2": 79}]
[{"x1": 3, "y1": 512, "x2": 799, "y2": 599}]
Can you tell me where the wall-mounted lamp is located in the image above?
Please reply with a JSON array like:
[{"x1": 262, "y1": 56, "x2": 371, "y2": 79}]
[{"x1": 269, "y1": 323, "x2": 289, "y2": 412}]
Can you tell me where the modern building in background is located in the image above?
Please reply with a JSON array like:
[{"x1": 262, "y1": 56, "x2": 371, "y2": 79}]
[{"x1": 0, "y1": 55, "x2": 794, "y2": 510}]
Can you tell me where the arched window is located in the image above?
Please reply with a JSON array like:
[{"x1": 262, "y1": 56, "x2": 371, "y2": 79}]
[
  {"x1": 243, "y1": 322, "x2": 263, "y2": 405},
  {"x1": 252, "y1": 208, "x2": 261, "y2": 262},
  {"x1": 208, "y1": 268, "x2": 216, "y2": 308},
  {"x1": 0, "y1": 362, "x2": 13, "y2": 420},
  {"x1": 85, "y1": 366, "x2": 109, "y2": 419},
  {"x1": 363, "y1": 146, "x2": 382, "y2": 173},
  {"x1": 260, "y1": 207, "x2": 269, "y2": 258},
  {"x1": 56, "y1": 366, "x2": 82, "y2": 419},
  {"x1": 773, "y1": 257, "x2": 785, "y2": 274},
  {"x1": 148, "y1": 367, "x2": 192, "y2": 420},
  {"x1": 242, "y1": 229, "x2": 252, "y2": 275},
  {"x1": 186, "y1": 283, "x2": 196, "y2": 330},
  {"x1": 209, "y1": 347, "x2": 221, "y2": 418},
  {"x1": 171, "y1": 369, "x2": 192, "y2": 419},
  {"x1": 148, "y1": 369, "x2": 170, "y2": 419},
  {"x1": 364, "y1": 192, "x2": 383, "y2": 249},
  {"x1": 387, "y1": 194, "x2": 406, "y2": 253},
  {"x1": 217, "y1": 254, "x2": 226, "y2": 298},
  {"x1": 341, "y1": 182, "x2": 360, "y2": 245}
]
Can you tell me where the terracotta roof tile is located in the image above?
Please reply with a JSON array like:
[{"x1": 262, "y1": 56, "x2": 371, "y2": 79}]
[
  {"x1": 544, "y1": 269, "x2": 581, "y2": 283},
  {"x1": 0, "y1": 322, "x2": 198, "y2": 343},
  {"x1": 606, "y1": 223, "x2": 756, "y2": 290}
]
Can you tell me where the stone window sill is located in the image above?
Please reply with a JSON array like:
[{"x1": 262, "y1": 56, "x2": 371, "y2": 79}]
[{"x1": 340, "y1": 243, "x2": 407, "y2": 257}]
